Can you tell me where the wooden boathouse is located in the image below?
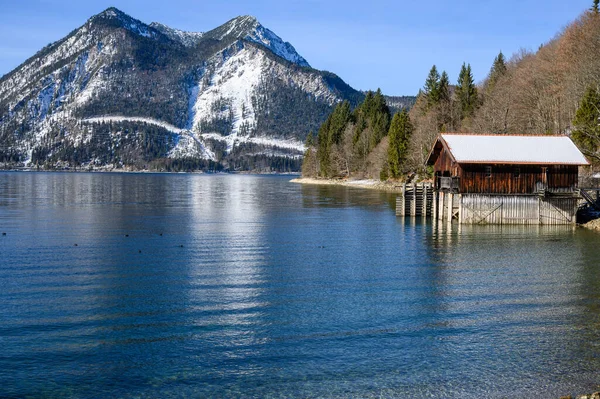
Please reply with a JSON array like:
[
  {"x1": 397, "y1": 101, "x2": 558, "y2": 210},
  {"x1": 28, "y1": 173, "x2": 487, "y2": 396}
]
[{"x1": 398, "y1": 133, "x2": 590, "y2": 225}]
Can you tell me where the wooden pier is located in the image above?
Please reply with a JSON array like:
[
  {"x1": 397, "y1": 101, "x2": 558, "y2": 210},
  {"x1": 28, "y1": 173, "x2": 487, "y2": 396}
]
[
  {"x1": 397, "y1": 189, "x2": 581, "y2": 225},
  {"x1": 395, "y1": 183, "x2": 434, "y2": 217}
]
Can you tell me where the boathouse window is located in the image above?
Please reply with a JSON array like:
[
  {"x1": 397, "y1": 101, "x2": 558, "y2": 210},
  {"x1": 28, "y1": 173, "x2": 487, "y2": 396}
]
[
  {"x1": 513, "y1": 167, "x2": 520, "y2": 178},
  {"x1": 485, "y1": 166, "x2": 492, "y2": 178}
]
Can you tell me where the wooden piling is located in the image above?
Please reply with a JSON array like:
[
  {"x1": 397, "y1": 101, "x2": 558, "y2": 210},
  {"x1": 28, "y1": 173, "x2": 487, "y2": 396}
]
[{"x1": 396, "y1": 183, "x2": 434, "y2": 217}]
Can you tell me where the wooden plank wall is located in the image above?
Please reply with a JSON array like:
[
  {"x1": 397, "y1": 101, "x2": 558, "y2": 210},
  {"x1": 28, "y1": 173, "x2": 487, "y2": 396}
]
[
  {"x1": 459, "y1": 164, "x2": 578, "y2": 194},
  {"x1": 433, "y1": 148, "x2": 456, "y2": 175},
  {"x1": 459, "y1": 194, "x2": 577, "y2": 225},
  {"x1": 548, "y1": 166, "x2": 579, "y2": 192}
]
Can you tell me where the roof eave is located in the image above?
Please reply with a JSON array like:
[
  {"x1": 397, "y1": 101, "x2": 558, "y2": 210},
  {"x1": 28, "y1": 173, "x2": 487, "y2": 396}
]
[
  {"x1": 425, "y1": 135, "x2": 456, "y2": 166},
  {"x1": 455, "y1": 160, "x2": 590, "y2": 166}
]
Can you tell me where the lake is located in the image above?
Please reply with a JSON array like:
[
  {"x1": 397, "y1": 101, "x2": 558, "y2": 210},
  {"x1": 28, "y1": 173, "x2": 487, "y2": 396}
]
[{"x1": 1, "y1": 172, "x2": 600, "y2": 398}]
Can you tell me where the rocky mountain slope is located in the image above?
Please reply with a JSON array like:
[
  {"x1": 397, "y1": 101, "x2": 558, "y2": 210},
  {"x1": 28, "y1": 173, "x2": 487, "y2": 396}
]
[{"x1": 0, "y1": 8, "x2": 378, "y2": 171}]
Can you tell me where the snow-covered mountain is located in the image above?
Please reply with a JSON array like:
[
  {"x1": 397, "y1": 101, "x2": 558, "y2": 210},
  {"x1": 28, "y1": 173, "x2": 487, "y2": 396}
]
[
  {"x1": 202, "y1": 15, "x2": 310, "y2": 67},
  {"x1": 0, "y1": 7, "x2": 363, "y2": 171}
]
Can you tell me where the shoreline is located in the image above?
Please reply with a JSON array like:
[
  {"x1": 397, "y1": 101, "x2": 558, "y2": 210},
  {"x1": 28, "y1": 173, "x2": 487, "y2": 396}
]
[
  {"x1": 290, "y1": 177, "x2": 405, "y2": 192},
  {"x1": 581, "y1": 218, "x2": 600, "y2": 231},
  {"x1": 0, "y1": 168, "x2": 301, "y2": 176}
]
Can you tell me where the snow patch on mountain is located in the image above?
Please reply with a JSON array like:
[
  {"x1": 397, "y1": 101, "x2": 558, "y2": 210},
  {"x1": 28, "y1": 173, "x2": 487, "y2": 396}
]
[
  {"x1": 247, "y1": 24, "x2": 310, "y2": 67},
  {"x1": 207, "y1": 15, "x2": 309, "y2": 67},
  {"x1": 81, "y1": 116, "x2": 216, "y2": 160},
  {"x1": 191, "y1": 46, "x2": 261, "y2": 136},
  {"x1": 83, "y1": 116, "x2": 187, "y2": 134},
  {"x1": 186, "y1": 84, "x2": 200, "y2": 130},
  {"x1": 149, "y1": 22, "x2": 204, "y2": 47},
  {"x1": 80, "y1": 115, "x2": 303, "y2": 158},
  {"x1": 0, "y1": 19, "x2": 125, "y2": 110},
  {"x1": 202, "y1": 132, "x2": 305, "y2": 153},
  {"x1": 189, "y1": 43, "x2": 337, "y2": 145},
  {"x1": 0, "y1": 30, "x2": 94, "y2": 104},
  {"x1": 168, "y1": 135, "x2": 215, "y2": 160},
  {"x1": 75, "y1": 68, "x2": 106, "y2": 105}
]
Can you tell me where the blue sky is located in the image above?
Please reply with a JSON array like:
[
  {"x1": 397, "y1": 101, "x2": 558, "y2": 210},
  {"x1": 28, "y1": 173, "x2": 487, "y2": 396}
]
[{"x1": 0, "y1": 0, "x2": 592, "y2": 95}]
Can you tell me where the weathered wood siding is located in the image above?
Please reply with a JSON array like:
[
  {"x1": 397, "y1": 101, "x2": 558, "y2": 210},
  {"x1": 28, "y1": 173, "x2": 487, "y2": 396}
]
[
  {"x1": 548, "y1": 165, "x2": 579, "y2": 192},
  {"x1": 433, "y1": 143, "x2": 457, "y2": 176},
  {"x1": 459, "y1": 194, "x2": 577, "y2": 225},
  {"x1": 458, "y1": 164, "x2": 578, "y2": 194}
]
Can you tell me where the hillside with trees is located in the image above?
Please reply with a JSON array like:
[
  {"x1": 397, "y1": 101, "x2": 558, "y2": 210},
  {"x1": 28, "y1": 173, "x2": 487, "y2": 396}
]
[
  {"x1": 302, "y1": 3, "x2": 600, "y2": 180},
  {"x1": 302, "y1": 89, "x2": 414, "y2": 180}
]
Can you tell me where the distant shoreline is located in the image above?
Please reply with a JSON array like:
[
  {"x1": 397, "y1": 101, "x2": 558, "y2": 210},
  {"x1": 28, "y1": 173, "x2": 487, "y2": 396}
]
[
  {"x1": 290, "y1": 177, "x2": 405, "y2": 192},
  {"x1": 0, "y1": 168, "x2": 300, "y2": 176}
]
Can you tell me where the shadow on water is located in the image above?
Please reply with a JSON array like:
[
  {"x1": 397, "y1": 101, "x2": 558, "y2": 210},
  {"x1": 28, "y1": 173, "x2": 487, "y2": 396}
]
[{"x1": 299, "y1": 183, "x2": 397, "y2": 211}]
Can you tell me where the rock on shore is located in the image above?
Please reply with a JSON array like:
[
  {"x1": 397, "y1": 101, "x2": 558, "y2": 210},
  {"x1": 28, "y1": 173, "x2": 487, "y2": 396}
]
[{"x1": 581, "y1": 218, "x2": 600, "y2": 230}]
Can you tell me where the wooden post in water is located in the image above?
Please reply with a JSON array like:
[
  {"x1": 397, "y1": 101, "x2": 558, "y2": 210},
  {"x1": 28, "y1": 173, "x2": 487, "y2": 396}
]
[
  {"x1": 422, "y1": 185, "x2": 428, "y2": 217},
  {"x1": 458, "y1": 194, "x2": 463, "y2": 224},
  {"x1": 396, "y1": 183, "x2": 436, "y2": 219},
  {"x1": 402, "y1": 183, "x2": 409, "y2": 216},
  {"x1": 410, "y1": 183, "x2": 416, "y2": 216},
  {"x1": 447, "y1": 193, "x2": 454, "y2": 222}
]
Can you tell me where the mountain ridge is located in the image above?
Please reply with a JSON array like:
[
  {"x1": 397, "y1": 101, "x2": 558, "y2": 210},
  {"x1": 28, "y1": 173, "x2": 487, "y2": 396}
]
[{"x1": 0, "y1": 7, "x2": 411, "y2": 172}]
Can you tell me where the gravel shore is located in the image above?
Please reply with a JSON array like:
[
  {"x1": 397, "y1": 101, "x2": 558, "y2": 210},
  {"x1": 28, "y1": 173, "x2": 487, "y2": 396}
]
[
  {"x1": 290, "y1": 177, "x2": 406, "y2": 192},
  {"x1": 561, "y1": 393, "x2": 600, "y2": 399}
]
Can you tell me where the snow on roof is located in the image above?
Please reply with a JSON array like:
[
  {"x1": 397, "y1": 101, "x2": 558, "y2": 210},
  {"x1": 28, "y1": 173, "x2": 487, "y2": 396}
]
[{"x1": 439, "y1": 134, "x2": 590, "y2": 165}]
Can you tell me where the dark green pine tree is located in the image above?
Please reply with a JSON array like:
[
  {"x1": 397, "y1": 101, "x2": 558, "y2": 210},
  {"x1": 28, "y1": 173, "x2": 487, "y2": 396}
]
[
  {"x1": 301, "y1": 131, "x2": 318, "y2": 177},
  {"x1": 316, "y1": 101, "x2": 352, "y2": 177},
  {"x1": 328, "y1": 101, "x2": 352, "y2": 145},
  {"x1": 572, "y1": 85, "x2": 600, "y2": 161},
  {"x1": 438, "y1": 71, "x2": 450, "y2": 103},
  {"x1": 305, "y1": 131, "x2": 314, "y2": 147},
  {"x1": 487, "y1": 51, "x2": 507, "y2": 92},
  {"x1": 437, "y1": 70, "x2": 452, "y2": 131},
  {"x1": 455, "y1": 63, "x2": 478, "y2": 119},
  {"x1": 387, "y1": 109, "x2": 413, "y2": 179},
  {"x1": 354, "y1": 91, "x2": 374, "y2": 136},
  {"x1": 353, "y1": 89, "x2": 390, "y2": 151},
  {"x1": 371, "y1": 88, "x2": 391, "y2": 149},
  {"x1": 424, "y1": 65, "x2": 441, "y2": 106},
  {"x1": 593, "y1": 0, "x2": 599, "y2": 13},
  {"x1": 316, "y1": 115, "x2": 332, "y2": 176}
]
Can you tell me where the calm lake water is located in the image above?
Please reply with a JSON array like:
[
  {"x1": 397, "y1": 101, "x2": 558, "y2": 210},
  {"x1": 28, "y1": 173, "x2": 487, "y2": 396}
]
[{"x1": 1, "y1": 172, "x2": 600, "y2": 398}]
